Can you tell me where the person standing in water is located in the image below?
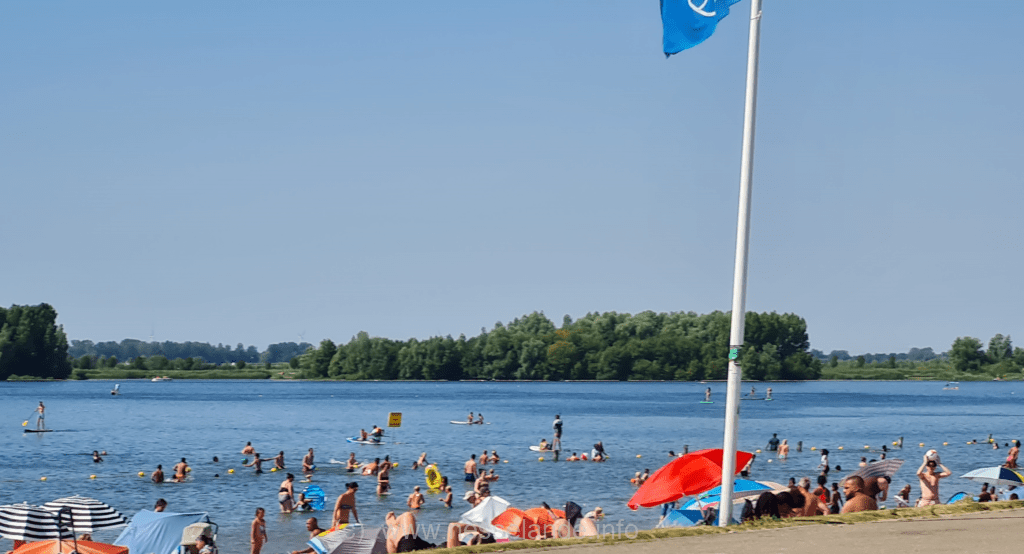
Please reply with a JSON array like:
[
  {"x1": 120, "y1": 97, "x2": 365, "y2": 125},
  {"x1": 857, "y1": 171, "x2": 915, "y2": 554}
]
[
  {"x1": 250, "y1": 508, "x2": 268, "y2": 554},
  {"x1": 749, "y1": 386, "x2": 756, "y2": 398},
  {"x1": 173, "y1": 458, "x2": 189, "y2": 482},
  {"x1": 704, "y1": 388, "x2": 712, "y2": 402},
  {"x1": 302, "y1": 448, "x2": 315, "y2": 475},
  {"x1": 766, "y1": 387, "x2": 773, "y2": 400}
]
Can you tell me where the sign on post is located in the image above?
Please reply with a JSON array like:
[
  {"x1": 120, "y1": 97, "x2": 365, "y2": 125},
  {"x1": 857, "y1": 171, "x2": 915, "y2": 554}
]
[{"x1": 388, "y1": 412, "x2": 402, "y2": 428}]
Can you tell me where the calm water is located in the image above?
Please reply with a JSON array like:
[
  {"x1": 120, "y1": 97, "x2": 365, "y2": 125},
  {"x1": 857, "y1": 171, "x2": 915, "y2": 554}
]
[{"x1": 2, "y1": 380, "x2": 1022, "y2": 553}]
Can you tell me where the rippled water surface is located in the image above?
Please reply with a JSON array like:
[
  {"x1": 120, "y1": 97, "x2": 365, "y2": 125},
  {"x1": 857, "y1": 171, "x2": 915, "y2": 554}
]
[{"x1": 2, "y1": 380, "x2": 1021, "y2": 553}]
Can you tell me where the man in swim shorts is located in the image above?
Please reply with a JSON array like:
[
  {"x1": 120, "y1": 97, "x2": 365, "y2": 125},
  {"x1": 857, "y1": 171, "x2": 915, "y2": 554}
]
[
  {"x1": 406, "y1": 486, "x2": 425, "y2": 509},
  {"x1": 767, "y1": 433, "x2": 780, "y2": 451},
  {"x1": 173, "y1": 458, "x2": 189, "y2": 482},
  {"x1": 916, "y1": 455, "x2": 951, "y2": 507},
  {"x1": 302, "y1": 448, "x2": 315, "y2": 475},
  {"x1": 464, "y1": 454, "x2": 477, "y2": 482},
  {"x1": 151, "y1": 464, "x2": 164, "y2": 483},
  {"x1": 242, "y1": 442, "x2": 255, "y2": 455}
]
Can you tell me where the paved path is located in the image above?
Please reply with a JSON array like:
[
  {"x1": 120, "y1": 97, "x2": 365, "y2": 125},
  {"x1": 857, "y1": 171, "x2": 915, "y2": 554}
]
[{"x1": 519, "y1": 510, "x2": 1024, "y2": 554}]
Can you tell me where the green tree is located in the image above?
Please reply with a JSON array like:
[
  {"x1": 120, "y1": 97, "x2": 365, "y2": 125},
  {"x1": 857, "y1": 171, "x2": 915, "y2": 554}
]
[
  {"x1": 949, "y1": 337, "x2": 985, "y2": 372},
  {"x1": 987, "y1": 334, "x2": 1013, "y2": 363}
]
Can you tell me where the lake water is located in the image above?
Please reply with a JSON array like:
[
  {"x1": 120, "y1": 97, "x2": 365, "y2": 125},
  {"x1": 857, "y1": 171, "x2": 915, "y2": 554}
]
[{"x1": 2, "y1": 380, "x2": 1021, "y2": 553}]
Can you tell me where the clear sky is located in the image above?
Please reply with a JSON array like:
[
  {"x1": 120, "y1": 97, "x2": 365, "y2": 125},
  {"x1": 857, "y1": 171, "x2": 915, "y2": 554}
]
[{"x1": 3, "y1": 1, "x2": 1022, "y2": 355}]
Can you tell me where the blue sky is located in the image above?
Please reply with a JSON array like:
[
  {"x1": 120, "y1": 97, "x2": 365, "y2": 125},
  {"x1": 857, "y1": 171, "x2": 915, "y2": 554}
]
[{"x1": 2, "y1": 1, "x2": 1022, "y2": 355}]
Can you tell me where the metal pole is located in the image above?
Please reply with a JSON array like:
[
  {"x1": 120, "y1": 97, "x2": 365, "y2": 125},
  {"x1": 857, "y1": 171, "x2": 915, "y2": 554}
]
[{"x1": 718, "y1": 0, "x2": 763, "y2": 527}]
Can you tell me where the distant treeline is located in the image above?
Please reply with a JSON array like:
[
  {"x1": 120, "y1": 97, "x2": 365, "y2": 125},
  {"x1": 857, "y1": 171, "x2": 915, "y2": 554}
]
[
  {"x1": 0, "y1": 304, "x2": 72, "y2": 380},
  {"x1": 819, "y1": 334, "x2": 1024, "y2": 380},
  {"x1": 68, "y1": 339, "x2": 313, "y2": 365},
  {"x1": 295, "y1": 310, "x2": 822, "y2": 381},
  {"x1": 811, "y1": 347, "x2": 943, "y2": 364}
]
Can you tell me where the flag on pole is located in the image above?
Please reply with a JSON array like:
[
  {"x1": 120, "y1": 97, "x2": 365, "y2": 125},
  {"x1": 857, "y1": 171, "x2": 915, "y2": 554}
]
[{"x1": 661, "y1": 0, "x2": 742, "y2": 56}]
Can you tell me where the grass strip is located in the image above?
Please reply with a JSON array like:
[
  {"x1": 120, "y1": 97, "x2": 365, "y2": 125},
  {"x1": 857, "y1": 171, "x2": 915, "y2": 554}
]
[{"x1": 429, "y1": 501, "x2": 1024, "y2": 553}]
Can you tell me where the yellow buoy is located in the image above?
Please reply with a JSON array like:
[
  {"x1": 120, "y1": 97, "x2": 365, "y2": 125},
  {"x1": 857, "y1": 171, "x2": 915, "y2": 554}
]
[
  {"x1": 41, "y1": 477, "x2": 47, "y2": 481},
  {"x1": 270, "y1": 467, "x2": 277, "y2": 472},
  {"x1": 90, "y1": 474, "x2": 96, "y2": 479},
  {"x1": 538, "y1": 457, "x2": 545, "y2": 462},
  {"x1": 138, "y1": 472, "x2": 145, "y2": 477},
  {"x1": 393, "y1": 463, "x2": 399, "y2": 468},
  {"x1": 838, "y1": 446, "x2": 844, "y2": 450},
  {"x1": 755, "y1": 449, "x2": 762, "y2": 453},
  {"x1": 810, "y1": 447, "x2": 816, "y2": 451},
  {"x1": 919, "y1": 443, "x2": 925, "y2": 447},
  {"x1": 186, "y1": 467, "x2": 192, "y2": 472},
  {"x1": 228, "y1": 469, "x2": 235, "y2": 473},
  {"x1": 767, "y1": 459, "x2": 773, "y2": 463},
  {"x1": 23, "y1": 421, "x2": 28, "y2": 427},
  {"x1": 943, "y1": 442, "x2": 949, "y2": 446},
  {"x1": 864, "y1": 445, "x2": 870, "y2": 449},
  {"x1": 636, "y1": 454, "x2": 642, "y2": 458},
  {"x1": 892, "y1": 441, "x2": 898, "y2": 446}
]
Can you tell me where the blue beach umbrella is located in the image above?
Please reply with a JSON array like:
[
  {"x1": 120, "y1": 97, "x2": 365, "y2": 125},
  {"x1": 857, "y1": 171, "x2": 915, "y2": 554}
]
[
  {"x1": 679, "y1": 479, "x2": 775, "y2": 510},
  {"x1": 960, "y1": 466, "x2": 1024, "y2": 487}
]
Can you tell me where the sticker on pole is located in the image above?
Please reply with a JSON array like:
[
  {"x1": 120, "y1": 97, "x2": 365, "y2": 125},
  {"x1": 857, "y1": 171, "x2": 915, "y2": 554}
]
[
  {"x1": 388, "y1": 412, "x2": 402, "y2": 428},
  {"x1": 728, "y1": 348, "x2": 739, "y2": 360}
]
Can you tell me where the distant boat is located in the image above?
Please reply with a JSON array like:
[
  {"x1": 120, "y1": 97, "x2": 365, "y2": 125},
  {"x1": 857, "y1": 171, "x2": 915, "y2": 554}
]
[
  {"x1": 151, "y1": 376, "x2": 172, "y2": 382},
  {"x1": 110, "y1": 384, "x2": 121, "y2": 395},
  {"x1": 943, "y1": 382, "x2": 959, "y2": 390}
]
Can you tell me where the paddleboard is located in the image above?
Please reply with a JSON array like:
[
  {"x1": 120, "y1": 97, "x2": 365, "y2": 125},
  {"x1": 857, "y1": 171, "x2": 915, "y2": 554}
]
[
  {"x1": 742, "y1": 397, "x2": 764, "y2": 400},
  {"x1": 529, "y1": 445, "x2": 556, "y2": 453},
  {"x1": 765, "y1": 398, "x2": 774, "y2": 401},
  {"x1": 24, "y1": 429, "x2": 53, "y2": 433},
  {"x1": 346, "y1": 438, "x2": 385, "y2": 445},
  {"x1": 449, "y1": 421, "x2": 492, "y2": 425},
  {"x1": 699, "y1": 401, "x2": 714, "y2": 404}
]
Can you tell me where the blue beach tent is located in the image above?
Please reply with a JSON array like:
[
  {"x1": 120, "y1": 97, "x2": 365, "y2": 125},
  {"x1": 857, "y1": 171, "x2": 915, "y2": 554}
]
[{"x1": 114, "y1": 510, "x2": 211, "y2": 554}]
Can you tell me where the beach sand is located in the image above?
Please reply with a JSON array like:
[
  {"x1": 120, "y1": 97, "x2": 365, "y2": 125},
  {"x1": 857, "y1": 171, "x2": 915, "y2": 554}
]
[{"x1": 449, "y1": 508, "x2": 1024, "y2": 554}]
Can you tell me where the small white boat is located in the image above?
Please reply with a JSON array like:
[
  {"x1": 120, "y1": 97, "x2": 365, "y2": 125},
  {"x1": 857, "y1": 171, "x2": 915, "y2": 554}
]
[
  {"x1": 151, "y1": 376, "x2": 173, "y2": 382},
  {"x1": 110, "y1": 384, "x2": 121, "y2": 395},
  {"x1": 943, "y1": 382, "x2": 959, "y2": 390}
]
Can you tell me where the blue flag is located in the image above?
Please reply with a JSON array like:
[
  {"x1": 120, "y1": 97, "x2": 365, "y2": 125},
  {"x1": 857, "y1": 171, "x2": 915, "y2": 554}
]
[{"x1": 661, "y1": 0, "x2": 742, "y2": 56}]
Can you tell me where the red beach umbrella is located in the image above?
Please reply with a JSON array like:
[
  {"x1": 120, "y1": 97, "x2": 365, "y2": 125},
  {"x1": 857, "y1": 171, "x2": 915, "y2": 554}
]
[
  {"x1": 491, "y1": 508, "x2": 535, "y2": 539},
  {"x1": 627, "y1": 448, "x2": 754, "y2": 510}
]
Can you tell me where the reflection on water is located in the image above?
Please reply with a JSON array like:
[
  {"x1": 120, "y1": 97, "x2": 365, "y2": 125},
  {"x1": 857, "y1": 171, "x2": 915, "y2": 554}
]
[{"x1": 1, "y1": 380, "x2": 1021, "y2": 553}]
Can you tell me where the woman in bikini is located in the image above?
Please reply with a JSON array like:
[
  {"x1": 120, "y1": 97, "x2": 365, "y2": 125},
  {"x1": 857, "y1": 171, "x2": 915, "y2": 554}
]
[
  {"x1": 377, "y1": 458, "x2": 392, "y2": 495},
  {"x1": 333, "y1": 482, "x2": 359, "y2": 527},
  {"x1": 250, "y1": 508, "x2": 268, "y2": 554},
  {"x1": 278, "y1": 473, "x2": 295, "y2": 513}
]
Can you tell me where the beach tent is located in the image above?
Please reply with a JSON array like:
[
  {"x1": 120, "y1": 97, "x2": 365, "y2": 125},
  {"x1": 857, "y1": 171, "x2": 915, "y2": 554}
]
[
  {"x1": 459, "y1": 496, "x2": 510, "y2": 540},
  {"x1": 307, "y1": 524, "x2": 386, "y2": 554},
  {"x1": 113, "y1": 510, "x2": 210, "y2": 554}
]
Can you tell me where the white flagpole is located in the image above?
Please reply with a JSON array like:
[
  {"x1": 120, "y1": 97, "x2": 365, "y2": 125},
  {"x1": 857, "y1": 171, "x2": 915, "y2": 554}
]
[{"x1": 718, "y1": 0, "x2": 762, "y2": 527}]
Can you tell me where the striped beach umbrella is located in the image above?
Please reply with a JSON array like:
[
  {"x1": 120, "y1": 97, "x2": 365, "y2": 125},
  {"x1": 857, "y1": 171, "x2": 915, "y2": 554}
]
[
  {"x1": 960, "y1": 466, "x2": 1024, "y2": 487},
  {"x1": 0, "y1": 503, "x2": 72, "y2": 541},
  {"x1": 42, "y1": 496, "x2": 126, "y2": 533}
]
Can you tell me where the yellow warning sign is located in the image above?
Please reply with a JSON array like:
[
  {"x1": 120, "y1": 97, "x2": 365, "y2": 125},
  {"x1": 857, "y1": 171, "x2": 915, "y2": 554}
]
[{"x1": 388, "y1": 412, "x2": 402, "y2": 428}]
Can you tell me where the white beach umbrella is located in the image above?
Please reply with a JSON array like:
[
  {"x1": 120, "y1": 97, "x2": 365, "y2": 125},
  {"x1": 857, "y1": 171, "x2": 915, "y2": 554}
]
[
  {"x1": 43, "y1": 496, "x2": 127, "y2": 533},
  {"x1": 0, "y1": 503, "x2": 72, "y2": 541}
]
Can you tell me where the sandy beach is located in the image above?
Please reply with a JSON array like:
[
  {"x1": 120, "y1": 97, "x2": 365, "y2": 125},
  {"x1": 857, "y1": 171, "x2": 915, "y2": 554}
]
[{"x1": 474, "y1": 508, "x2": 1024, "y2": 554}]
